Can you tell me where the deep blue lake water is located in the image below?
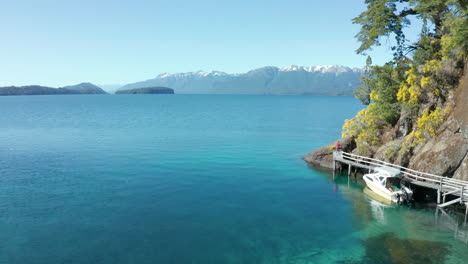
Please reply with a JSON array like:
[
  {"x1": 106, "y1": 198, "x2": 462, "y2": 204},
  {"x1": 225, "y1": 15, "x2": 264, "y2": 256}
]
[{"x1": 0, "y1": 94, "x2": 467, "y2": 263}]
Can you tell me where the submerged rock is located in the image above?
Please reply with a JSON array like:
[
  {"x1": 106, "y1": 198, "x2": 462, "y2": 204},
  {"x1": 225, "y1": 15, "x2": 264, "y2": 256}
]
[{"x1": 361, "y1": 232, "x2": 449, "y2": 264}]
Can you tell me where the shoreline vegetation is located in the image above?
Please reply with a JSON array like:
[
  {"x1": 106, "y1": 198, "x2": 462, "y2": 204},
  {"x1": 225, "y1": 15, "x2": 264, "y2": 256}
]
[{"x1": 305, "y1": 0, "x2": 468, "y2": 182}]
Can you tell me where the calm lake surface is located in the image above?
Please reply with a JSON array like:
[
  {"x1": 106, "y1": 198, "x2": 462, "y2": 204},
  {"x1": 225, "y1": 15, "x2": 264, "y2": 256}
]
[{"x1": 0, "y1": 94, "x2": 467, "y2": 264}]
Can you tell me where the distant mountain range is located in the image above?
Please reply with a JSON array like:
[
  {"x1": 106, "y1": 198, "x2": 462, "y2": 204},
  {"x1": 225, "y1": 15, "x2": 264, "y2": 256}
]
[
  {"x1": 0, "y1": 83, "x2": 107, "y2": 96},
  {"x1": 120, "y1": 65, "x2": 363, "y2": 95},
  {"x1": 0, "y1": 65, "x2": 363, "y2": 96}
]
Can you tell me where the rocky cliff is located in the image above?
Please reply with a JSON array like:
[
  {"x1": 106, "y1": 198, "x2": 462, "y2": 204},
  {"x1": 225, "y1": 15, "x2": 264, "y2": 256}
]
[
  {"x1": 304, "y1": 63, "x2": 468, "y2": 181},
  {"x1": 409, "y1": 65, "x2": 468, "y2": 181}
]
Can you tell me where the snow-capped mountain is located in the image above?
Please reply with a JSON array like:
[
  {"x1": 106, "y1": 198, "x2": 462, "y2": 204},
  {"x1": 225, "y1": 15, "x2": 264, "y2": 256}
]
[{"x1": 119, "y1": 65, "x2": 363, "y2": 95}]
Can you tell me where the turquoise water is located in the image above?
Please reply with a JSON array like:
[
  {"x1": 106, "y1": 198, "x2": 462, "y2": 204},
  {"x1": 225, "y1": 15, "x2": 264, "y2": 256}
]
[{"x1": 0, "y1": 95, "x2": 467, "y2": 263}]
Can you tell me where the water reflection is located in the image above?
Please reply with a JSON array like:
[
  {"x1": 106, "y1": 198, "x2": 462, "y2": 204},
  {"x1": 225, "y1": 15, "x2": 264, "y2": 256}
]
[
  {"x1": 435, "y1": 208, "x2": 468, "y2": 244},
  {"x1": 309, "y1": 165, "x2": 468, "y2": 263},
  {"x1": 363, "y1": 187, "x2": 393, "y2": 224}
]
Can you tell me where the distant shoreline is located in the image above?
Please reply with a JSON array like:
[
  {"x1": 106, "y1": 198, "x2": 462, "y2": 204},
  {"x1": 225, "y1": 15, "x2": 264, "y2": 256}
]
[
  {"x1": 0, "y1": 93, "x2": 358, "y2": 97},
  {"x1": 116, "y1": 87, "x2": 175, "y2": 95},
  {"x1": 0, "y1": 83, "x2": 107, "y2": 96}
]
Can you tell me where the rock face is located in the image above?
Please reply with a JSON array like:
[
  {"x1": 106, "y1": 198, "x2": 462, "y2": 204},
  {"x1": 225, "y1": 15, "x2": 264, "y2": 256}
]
[
  {"x1": 409, "y1": 117, "x2": 468, "y2": 177},
  {"x1": 303, "y1": 145, "x2": 335, "y2": 169},
  {"x1": 303, "y1": 136, "x2": 356, "y2": 169},
  {"x1": 304, "y1": 64, "x2": 468, "y2": 181},
  {"x1": 409, "y1": 65, "x2": 468, "y2": 181}
]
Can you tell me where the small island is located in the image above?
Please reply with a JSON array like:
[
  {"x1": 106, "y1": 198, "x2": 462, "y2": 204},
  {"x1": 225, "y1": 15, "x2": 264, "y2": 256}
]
[
  {"x1": 0, "y1": 83, "x2": 107, "y2": 96},
  {"x1": 116, "y1": 87, "x2": 175, "y2": 94}
]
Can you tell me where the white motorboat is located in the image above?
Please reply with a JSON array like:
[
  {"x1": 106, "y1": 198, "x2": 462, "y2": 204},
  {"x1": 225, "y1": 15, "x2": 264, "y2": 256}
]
[{"x1": 363, "y1": 166, "x2": 413, "y2": 204}]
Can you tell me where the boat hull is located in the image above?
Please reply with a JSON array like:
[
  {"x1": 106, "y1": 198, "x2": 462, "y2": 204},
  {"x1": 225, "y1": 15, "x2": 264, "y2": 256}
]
[
  {"x1": 363, "y1": 175, "x2": 398, "y2": 203},
  {"x1": 363, "y1": 187, "x2": 393, "y2": 206}
]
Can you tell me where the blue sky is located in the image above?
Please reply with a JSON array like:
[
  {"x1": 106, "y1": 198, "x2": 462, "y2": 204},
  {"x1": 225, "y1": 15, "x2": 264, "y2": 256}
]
[{"x1": 1, "y1": 0, "x2": 419, "y2": 87}]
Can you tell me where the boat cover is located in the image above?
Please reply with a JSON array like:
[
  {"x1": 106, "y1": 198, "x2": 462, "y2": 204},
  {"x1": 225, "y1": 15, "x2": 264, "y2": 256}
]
[{"x1": 374, "y1": 166, "x2": 401, "y2": 177}]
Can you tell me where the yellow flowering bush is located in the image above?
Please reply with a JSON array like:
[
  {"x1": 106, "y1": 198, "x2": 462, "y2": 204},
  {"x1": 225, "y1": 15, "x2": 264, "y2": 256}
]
[
  {"x1": 404, "y1": 107, "x2": 446, "y2": 147},
  {"x1": 342, "y1": 104, "x2": 385, "y2": 147},
  {"x1": 397, "y1": 68, "x2": 420, "y2": 105}
]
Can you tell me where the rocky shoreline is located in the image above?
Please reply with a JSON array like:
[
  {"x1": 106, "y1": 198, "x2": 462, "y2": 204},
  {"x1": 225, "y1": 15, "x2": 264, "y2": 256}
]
[{"x1": 304, "y1": 65, "x2": 468, "y2": 181}]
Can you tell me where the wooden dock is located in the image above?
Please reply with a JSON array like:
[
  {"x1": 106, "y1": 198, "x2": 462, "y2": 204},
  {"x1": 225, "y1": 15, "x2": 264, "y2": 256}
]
[{"x1": 333, "y1": 151, "x2": 468, "y2": 218}]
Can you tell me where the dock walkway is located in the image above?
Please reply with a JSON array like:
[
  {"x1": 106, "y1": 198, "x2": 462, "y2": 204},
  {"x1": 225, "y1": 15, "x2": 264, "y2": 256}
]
[{"x1": 333, "y1": 151, "x2": 468, "y2": 217}]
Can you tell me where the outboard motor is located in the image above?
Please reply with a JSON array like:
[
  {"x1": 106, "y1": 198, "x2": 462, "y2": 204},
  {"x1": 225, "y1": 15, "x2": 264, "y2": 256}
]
[
  {"x1": 394, "y1": 179, "x2": 413, "y2": 204},
  {"x1": 402, "y1": 186, "x2": 413, "y2": 202},
  {"x1": 396, "y1": 186, "x2": 414, "y2": 204}
]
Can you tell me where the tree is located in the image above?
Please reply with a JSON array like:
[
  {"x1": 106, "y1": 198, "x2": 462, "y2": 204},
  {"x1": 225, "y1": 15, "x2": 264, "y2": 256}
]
[
  {"x1": 346, "y1": 0, "x2": 468, "y2": 157},
  {"x1": 354, "y1": 56, "x2": 373, "y2": 105},
  {"x1": 353, "y1": 0, "x2": 412, "y2": 58},
  {"x1": 352, "y1": 0, "x2": 454, "y2": 59}
]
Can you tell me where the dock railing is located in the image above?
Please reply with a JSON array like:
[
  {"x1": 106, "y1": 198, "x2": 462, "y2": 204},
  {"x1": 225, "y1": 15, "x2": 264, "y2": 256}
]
[{"x1": 334, "y1": 151, "x2": 468, "y2": 206}]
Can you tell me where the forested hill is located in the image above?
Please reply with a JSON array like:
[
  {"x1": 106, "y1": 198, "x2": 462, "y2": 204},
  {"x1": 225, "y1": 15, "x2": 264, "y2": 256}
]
[
  {"x1": 60, "y1": 83, "x2": 107, "y2": 94},
  {"x1": 0, "y1": 83, "x2": 107, "y2": 96},
  {"x1": 305, "y1": 0, "x2": 468, "y2": 181}
]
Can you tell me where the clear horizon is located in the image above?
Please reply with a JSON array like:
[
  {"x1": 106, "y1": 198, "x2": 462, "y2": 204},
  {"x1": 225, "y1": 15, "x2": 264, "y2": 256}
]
[{"x1": 1, "y1": 0, "x2": 420, "y2": 87}]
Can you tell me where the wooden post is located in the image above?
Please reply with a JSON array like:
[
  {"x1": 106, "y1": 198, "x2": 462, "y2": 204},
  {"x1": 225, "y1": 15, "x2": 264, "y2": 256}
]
[
  {"x1": 460, "y1": 186, "x2": 464, "y2": 204},
  {"x1": 348, "y1": 165, "x2": 351, "y2": 177},
  {"x1": 437, "y1": 189, "x2": 441, "y2": 204},
  {"x1": 332, "y1": 161, "x2": 336, "y2": 180},
  {"x1": 465, "y1": 203, "x2": 468, "y2": 223}
]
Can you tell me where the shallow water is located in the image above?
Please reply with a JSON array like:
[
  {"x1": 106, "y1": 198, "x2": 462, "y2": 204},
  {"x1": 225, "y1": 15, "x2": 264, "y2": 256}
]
[{"x1": 0, "y1": 94, "x2": 467, "y2": 263}]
